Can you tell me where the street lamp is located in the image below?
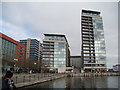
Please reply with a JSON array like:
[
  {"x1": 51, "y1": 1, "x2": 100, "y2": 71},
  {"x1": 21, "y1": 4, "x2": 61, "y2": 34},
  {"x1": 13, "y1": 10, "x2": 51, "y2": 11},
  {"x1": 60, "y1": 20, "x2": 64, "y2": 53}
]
[
  {"x1": 34, "y1": 63, "x2": 37, "y2": 65},
  {"x1": 44, "y1": 64, "x2": 47, "y2": 68},
  {"x1": 34, "y1": 62, "x2": 37, "y2": 72},
  {"x1": 13, "y1": 59, "x2": 18, "y2": 67},
  {"x1": 13, "y1": 59, "x2": 18, "y2": 73},
  {"x1": 14, "y1": 59, "x2": 18, "y2": 61}
]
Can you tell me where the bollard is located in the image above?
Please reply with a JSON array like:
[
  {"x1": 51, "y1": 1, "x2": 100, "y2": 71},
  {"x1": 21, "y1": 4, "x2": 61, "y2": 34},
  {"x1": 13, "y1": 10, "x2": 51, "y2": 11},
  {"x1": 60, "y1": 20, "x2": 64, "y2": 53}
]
[
  {"x1": 29, "y1": 76, "x2": 31, "y2": 82},
  {"x1": 16, "y1": 76, "x2": 18, "y2": 84},
  {"x1": 42, "y1": 73, "x2": 43, "y2": 78},
  {"x1": 34, "y1": 75, "x2": 35, "y2": 81},
  {"x1": 23, "y1": 76, "x2": 25, "y2": 83},
  {"x1": 48, "y1": 73, "x2": 49, "y2": 77},
  {"x1": 41, "y1": 73, "x2": 43, "y2": 78},
  {"x1": 47, "y1": 73, "x2": 48, "y2": 77},
  {"x1": 42, "y1": 73, "x2": 44, "y2": 78},
  {"x1": 41, "y1": 73, "x2": 42, "y2": 78},
  {"x1": 43, "y1": 73, "x2": 44, "y2": 78},
  {"x1": 38, "y1": 75, "x2": 39, "y2": 80}
]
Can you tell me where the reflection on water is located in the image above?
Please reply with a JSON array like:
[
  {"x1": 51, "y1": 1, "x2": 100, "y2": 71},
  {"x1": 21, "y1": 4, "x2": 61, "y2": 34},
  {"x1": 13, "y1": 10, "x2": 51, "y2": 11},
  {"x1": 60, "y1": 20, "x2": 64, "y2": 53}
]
[{"x1": 20, "y1": 76, "x2": 119, "y2": 89}]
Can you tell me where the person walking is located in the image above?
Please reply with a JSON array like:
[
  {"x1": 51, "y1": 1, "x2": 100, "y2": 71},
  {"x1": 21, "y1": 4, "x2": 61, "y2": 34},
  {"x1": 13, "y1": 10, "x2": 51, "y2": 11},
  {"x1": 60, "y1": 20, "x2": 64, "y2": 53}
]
[{"x1": 2, "y1": 71, "x2": 16, "y2": 90}]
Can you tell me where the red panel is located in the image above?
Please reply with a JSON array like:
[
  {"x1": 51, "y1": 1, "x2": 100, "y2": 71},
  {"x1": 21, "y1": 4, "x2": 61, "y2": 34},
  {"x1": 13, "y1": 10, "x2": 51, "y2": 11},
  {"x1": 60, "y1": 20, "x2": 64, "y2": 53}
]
[
  {"x1": 16, "y1": 57, "x2": 24, "y2": 60},
  {"x1": 16, "y1": 47, "x2": 26, "y2": 51},
  {"x1": 0, "y1": 33, "x2": 26, "y2": 62},
  {"x1": 16, "y1": 54, "x2": 24, "y2": 57},
  {"x1": 0, "y1": 33, "x2": 18, "y2": 44},
  {"x1": 0, "y1": 33, "x2": 26, "y2": 48},
  {"x1": 17, "y1": 43, "x2": 26, "y2": 48},
  {"x1": 16, "y1": 50, "x2": 25, "y2": 54}
]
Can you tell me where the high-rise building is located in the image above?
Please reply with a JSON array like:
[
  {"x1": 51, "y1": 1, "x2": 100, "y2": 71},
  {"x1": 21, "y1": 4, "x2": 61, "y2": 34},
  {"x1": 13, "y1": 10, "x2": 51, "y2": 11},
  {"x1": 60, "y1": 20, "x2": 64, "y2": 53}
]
[
  {"x1": 0, "y1": 33, "x2": 26, "y2": 71},
  {"x1": 20, "y1": 38, "x2": 40, "y2": 70},
  {"x1": 42, "y1": 34, "x2": 70, "y2": 73},
  {"x1": 81, "y1": 10, "x2": 106, "y2": 72}
]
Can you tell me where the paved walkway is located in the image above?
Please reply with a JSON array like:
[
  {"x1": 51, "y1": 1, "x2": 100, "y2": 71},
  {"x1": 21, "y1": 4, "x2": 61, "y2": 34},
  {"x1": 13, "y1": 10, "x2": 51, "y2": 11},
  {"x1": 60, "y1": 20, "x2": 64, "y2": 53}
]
[{"x1": 11, "y1": 73, "x2": 66, "y2": 88}]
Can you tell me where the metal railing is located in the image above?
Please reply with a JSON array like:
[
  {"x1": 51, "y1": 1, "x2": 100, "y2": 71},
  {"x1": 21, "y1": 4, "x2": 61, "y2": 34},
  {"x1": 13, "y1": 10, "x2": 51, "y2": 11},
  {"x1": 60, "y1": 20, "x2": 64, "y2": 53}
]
[{"x1": 12, "y1": 73, "x2": 63, "y2": 84}]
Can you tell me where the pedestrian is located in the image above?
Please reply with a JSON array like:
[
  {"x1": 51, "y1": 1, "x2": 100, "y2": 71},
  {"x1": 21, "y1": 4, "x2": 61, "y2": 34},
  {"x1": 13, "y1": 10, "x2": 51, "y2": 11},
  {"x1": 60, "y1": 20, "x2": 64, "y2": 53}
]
[
  {"x1": 2, "y1": 71, "x2": 16, "y2": 90},
  {"x1": 29, "y1": 70, "x2": 32, "y2": 74}
]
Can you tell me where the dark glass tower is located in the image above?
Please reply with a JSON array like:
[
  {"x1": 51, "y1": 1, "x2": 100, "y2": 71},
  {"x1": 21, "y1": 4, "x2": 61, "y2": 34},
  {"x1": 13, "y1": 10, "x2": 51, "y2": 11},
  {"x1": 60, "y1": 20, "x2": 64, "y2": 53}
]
[
  {"x1": 81, "y1": 10, "x2": 106, "y2": 72},
  {"x1": 20, "y1": 39, "x2": 40, "y2": 70},
  {"x1": 20, "y1": 39, "x2": 40, "y2": 61}
]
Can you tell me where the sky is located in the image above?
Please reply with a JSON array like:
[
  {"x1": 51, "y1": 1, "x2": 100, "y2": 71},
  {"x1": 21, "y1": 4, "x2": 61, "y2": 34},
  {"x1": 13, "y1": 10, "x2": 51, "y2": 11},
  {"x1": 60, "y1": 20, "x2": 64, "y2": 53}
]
[{"x1": 0, "y1": 2, "x2": 118, "y2": 68}]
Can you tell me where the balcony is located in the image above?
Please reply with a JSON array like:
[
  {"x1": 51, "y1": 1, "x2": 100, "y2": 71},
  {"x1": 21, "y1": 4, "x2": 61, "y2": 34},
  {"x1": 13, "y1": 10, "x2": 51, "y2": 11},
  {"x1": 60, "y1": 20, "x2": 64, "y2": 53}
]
[
  {"x1": 82, "y1": 35, "x2": 94, "y2": 38},
  {"x1": 42, "y1": 52, "x2": 54, "y2": 55},
  {"x1": 82, "y1": 42, "x2": 94, "y2": 45},
  {"x1": 84, "y1": 67, "x2": 106, "y2": 69},
  {"x1": 82, "y1": 49, "x2": 95, "y2": 51},
  {"x1": 83, "y1": 50, "x2": 94, "y2": 53},
  {"x1": 83, "y1": 39, "x2": 94, "y2": 41},
  {"x1": 43, "y1": 46, "x2": 54, "y2": 49},
  {"x1": 84, "y1": 56, "x2": 95, "y2": 58},
  {"x1": 43, "y1": 43, "x2": 54, "y2": 45},
  {"x1": 42, "y1": 49, "x2": 54, "y2": 52},
  {"x1": 84, "y1": 59, "x2": 95, "y2": 61},
  {"x1": 83, "y1": 45, "x2": 95, "y2": 48},
  {"x1": 82, "y1": 29, "x2": 93, "y2": 33}
]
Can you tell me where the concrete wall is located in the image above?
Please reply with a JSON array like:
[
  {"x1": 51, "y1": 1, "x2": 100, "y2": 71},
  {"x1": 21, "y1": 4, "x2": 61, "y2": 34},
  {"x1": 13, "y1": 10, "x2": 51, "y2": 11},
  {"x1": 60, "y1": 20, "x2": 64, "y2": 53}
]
[{"x1": 57, "y1": 67, "x2": 73, "y2": 73}]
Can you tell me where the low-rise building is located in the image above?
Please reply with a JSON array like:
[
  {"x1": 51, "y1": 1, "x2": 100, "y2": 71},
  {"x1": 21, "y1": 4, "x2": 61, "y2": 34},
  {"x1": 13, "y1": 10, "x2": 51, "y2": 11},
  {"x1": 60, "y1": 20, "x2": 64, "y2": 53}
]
[
  {"x1": 70, "y1": 56, "x2": 82, "y2": 72},
  {"x1": 113, "y1": 64, "x2": 120, "y2": 72}
]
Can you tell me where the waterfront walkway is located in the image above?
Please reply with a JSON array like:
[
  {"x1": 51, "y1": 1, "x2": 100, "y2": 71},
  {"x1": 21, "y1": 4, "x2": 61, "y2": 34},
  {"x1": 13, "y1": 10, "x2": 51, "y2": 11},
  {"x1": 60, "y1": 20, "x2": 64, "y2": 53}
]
[
  {"x1": 8, "y1": 72, "x2": 120, "y2": 88},
  {"x1": 12, "y1": 73, "x2": 66, "y2": 88}
]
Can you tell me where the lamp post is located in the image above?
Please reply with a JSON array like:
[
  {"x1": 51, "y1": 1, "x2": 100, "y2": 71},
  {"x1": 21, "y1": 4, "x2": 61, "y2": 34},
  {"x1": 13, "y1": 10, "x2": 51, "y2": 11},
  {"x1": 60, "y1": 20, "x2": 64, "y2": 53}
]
[
  {"x1": 13, "y1": 59, "x2": 18, "y2": 72},
  {"x1": 14, "y1": 59, "x2": 18, "y2": 67},
  {"x1": 14, "y1": 59, "x2": 18, "y2": 61},
  {"x1": 34, "y1": 62, "x2": 37, "y2": 73}
]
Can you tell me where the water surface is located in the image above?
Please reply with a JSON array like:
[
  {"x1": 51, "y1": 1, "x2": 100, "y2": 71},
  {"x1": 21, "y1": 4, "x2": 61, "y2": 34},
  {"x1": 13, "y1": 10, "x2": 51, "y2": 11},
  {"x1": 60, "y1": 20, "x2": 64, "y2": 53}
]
[{"x1": 19, "y1": 76, "x2": 119, "y2": 89}]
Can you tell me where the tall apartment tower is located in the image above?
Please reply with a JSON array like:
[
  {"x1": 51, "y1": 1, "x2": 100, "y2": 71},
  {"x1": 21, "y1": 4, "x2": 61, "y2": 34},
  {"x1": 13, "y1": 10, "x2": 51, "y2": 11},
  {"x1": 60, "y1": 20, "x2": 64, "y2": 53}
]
[
  {"x1": 81, "y1": 10, "x2": 106, "y2": 72},
  {"x1": 42, "y1": 34, "x2": 70, "y2": 73},
  {"x1": 20, "y1": 39, "x2": 40, "y2": 70}
]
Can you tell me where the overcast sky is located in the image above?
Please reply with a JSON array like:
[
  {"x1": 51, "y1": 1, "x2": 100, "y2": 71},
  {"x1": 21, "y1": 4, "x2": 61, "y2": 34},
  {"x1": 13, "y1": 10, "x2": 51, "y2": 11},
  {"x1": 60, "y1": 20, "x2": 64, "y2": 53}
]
[{"x1": 0, "y1": 2, "x2": 118, "y2": 68}]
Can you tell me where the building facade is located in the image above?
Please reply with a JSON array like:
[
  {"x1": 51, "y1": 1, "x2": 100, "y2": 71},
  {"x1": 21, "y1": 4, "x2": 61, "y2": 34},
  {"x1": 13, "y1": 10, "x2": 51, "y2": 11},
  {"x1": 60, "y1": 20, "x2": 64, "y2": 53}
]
[
  {"x1": 113, "y1": 64, "x2": 120, "y2": 72},
  {"x1": 70, "y1": 56, "x2": 82, "y2": 68},
  {"x1": 0, "y1": 33, "x2": 26, "y2": 71},
  {"x1": 40, "y1": 43, "x2": 43, "y2": 64},
  {"x1": 42, "y1": 34, "x2": 70, "y2": 73},
  {"x1": 81, "y1": 10, "x2": 106, "y2": 72},
  {"x1": 20, "y1": 39, "x2": 40, "y2": 70}
]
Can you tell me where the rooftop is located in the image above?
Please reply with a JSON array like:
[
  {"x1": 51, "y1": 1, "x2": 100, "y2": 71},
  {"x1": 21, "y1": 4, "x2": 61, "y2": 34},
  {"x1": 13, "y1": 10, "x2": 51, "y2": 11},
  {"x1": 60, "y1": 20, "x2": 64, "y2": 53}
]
[
  {"x1": 44, "y1": 33, "x2": 69, "y2": 44},
  {"x1": 70, "y1": 56, "x2": 81, "y2": 58},
  {"x1": 82, "y1": 9, "x2": 100, "y2": 14},
  {"x1": 0, "y1": 33, "x2": 26, "y2": 48},
  {"x1": 44, "y1": 33, "x2": 66, "y2": 37},
  {"x1": 20, "y1": 38, "x2": 39, "y2": 41}
]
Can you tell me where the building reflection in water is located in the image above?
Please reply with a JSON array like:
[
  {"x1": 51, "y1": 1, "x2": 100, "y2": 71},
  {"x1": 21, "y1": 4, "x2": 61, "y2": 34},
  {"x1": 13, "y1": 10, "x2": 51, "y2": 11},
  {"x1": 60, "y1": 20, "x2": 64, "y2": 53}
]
[{"x1": 18, "y1": 76, "x2": 119, "y2": 89}]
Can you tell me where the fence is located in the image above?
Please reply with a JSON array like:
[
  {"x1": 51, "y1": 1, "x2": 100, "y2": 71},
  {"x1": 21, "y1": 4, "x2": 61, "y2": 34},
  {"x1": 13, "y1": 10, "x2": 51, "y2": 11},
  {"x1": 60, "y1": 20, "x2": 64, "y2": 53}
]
[
  {"x1": 70, "y1": 72, "x2": 120, "y2": 77},
  {"x1": 3, "y1": 72, "x2": 120, "y2": 88},
  {"x1": 12, "y1": 73, "x2": 64, "y2": 84}
]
